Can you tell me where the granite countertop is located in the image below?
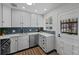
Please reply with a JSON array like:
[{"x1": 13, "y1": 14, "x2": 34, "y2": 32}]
[
  {"x1": 0, "y1": 34, "x2": 21, "y2": 39},
  {"x1": 0, "y1": 32, "x2": 54, "y2": 40}
]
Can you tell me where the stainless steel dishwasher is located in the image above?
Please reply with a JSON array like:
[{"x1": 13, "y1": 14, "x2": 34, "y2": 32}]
[{"x1": 29, "y1": 34, "x2": 39, "y2": 48}]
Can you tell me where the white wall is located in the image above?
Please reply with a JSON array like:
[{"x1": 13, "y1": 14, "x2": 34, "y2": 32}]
[{"x1": 44, "y1": 4, "x2": 79, "y2": 49}]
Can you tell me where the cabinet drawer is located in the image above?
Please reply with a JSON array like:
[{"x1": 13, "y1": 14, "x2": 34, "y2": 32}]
[
  {"x1": 43, "y1": 38, "x2": 47, "y2": 43},
  {"x1": 43, "y1": 43, "x2": 47, "y2": 47},
  {"x1": 39, "y1": 35, "x2": 45, "y2": 38},
  {"x1": 42, "y1": 46, "x2": 47, "y2": 53}
]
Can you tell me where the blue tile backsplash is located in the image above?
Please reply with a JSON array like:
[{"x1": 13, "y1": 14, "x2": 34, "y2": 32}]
[
  {"x1": 0, "y1": 27, "x2": 55, "y2": 35},
  {"x1": 0, "y1": 27, "x2": 43, "y2": 34}
]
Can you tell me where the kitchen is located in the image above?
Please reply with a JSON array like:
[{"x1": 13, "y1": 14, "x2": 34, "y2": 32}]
[{"x1": 0, "y1": 3, "x2": 79, "y2": 55}]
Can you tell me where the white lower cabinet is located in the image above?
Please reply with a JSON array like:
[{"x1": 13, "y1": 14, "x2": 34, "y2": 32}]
[
  {"x1": 56, "y1": 39, "x2": 73, "y2": 55},
  {"x1": 72, "y1": 38, "x2": 79, "y2": 55},
  {"x1": 57, "y1": 39, "x2": 64, "y2": 55},
  {"x1": 72, "y1": 43, "x2": 79, "y2": 55},
  {"x1": 39, "y1": 35, "x2": 54, "y2": 53},
  {"x1": 63, "y1": 41, "x2": 73, "y2": 55},
  {"x1": 10, "y1": 37, "x2": 18, "y2": 53},
  {"x1": 10, "y1": 35, "x2": 29, "y2": 53},
  {"x1": 17, "y1": 35, "x2": 29, "y2": 51},
  {"x1": 39, "y1": 35, "x2": 43, "y2": 48}
]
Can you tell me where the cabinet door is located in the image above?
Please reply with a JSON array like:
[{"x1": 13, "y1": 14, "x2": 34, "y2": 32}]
[
  {"x1": 3, "y1": 5, "x2": 11, "y2": 27},
  {"x1": 37, "y1": 15, "x2": 44, "y2": 27},
  {"x1": 72, "y1": 44, "x2": 79, "y2": 55},
  {"x1": 56, "y1": 39, "x2": 64, "y2": 55},
  {"x1": 12, "y1": 9, "x2": 22, "y2": 27},
  {"x1": 22, "y1": 36, "x2": 29, "y2": 49},
  {"x1": 63, "y1": 41, "x2": 73, "y2": 55},
  {"x1": 22, "y1": 12, "x2": 31, "y2": 27},
  {"x1": 10, "y1": 37, "x2": 18, "y2": 53},
  {"x1": 39, "y1": 35, "x2": 43, "y2": 47},
  {"x1": 0, "y1": 4, "x2": 2, "y2": 27},
  {"x1": 18, "y1": 36, "x2": 29, "y2": 51},
  {"x1": 31, "y1": 14, "x2": 37, "y2": 27},
  {"x1": 72, "y1": 38, "x2": 79, "y2": 55},
  {"x1": 43, "y1": 42, "x2": 47, "y2": 52}
]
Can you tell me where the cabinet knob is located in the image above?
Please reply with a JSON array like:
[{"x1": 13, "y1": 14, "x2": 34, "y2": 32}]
[{"x1": 58, "y1": 34, "x2": 61, "y2": 37}]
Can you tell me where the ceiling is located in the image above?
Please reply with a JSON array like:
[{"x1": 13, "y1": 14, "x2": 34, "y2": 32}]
[{"x1": 3, "y1": 3, "x2": 63, "y2": 15}]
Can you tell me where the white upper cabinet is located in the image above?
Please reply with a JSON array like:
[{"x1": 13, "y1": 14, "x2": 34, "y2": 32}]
[
  {"x1": 12, "y1": 9, "x2": 31, "y2": 27},
  {"x1": 31, "y1": 14, "x2": 44, "y2": 27},
  {"x1": 30, "y1": 14, "x2": 38, "y2": 27},
  {"x1": 37, "y1": 15, "x2": 44, "y2": 27},
  {"x1": 0, "y1": 4, "x2": 2, "y2": 27},
  {"x1": 12, "y1": 9, "x2": 22, "y2": 27},
  {"x1": 22, "y1": 12, "x2": 31, "y2": 27},
  {"x1": 2, "y1": 5, "x2": 11, "y2": 27}
]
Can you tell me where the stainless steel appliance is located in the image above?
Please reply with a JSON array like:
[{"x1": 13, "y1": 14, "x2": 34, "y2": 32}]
[
  {"x1": 1, "y1": 39, "x2": 10, "y2": 55},
  {"x1": 29, "y1": 34, "x2": 38, "y2": 47}
]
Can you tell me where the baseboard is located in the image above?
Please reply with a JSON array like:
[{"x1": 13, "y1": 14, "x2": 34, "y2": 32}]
[
  {"x1": 38, "y1": 46, "x2": 57, "y2": 55},
  {"x1": 8, "y1": 45, "x2": 38, "y2": 55},
  {"x1": 8, "y1": 46, "x2": 57, "y2": 55},
  {"x1": 47, "y1": 49, "x2": 57, "y2": 54}
]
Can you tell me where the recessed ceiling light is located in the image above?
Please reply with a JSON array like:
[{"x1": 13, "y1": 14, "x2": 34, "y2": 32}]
[
  {"x1": 44, "y1": 8, "x2": 47, "y2": 11},
  {"x1": 35, "y1": 9, "x2": 37, "y2": 12},
  {"x1": 26, "y1": 3, "x2": 32, "y2": 5},
  {"x1": 22, "y1": 6, "x2": 25, "y2": 9}
]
